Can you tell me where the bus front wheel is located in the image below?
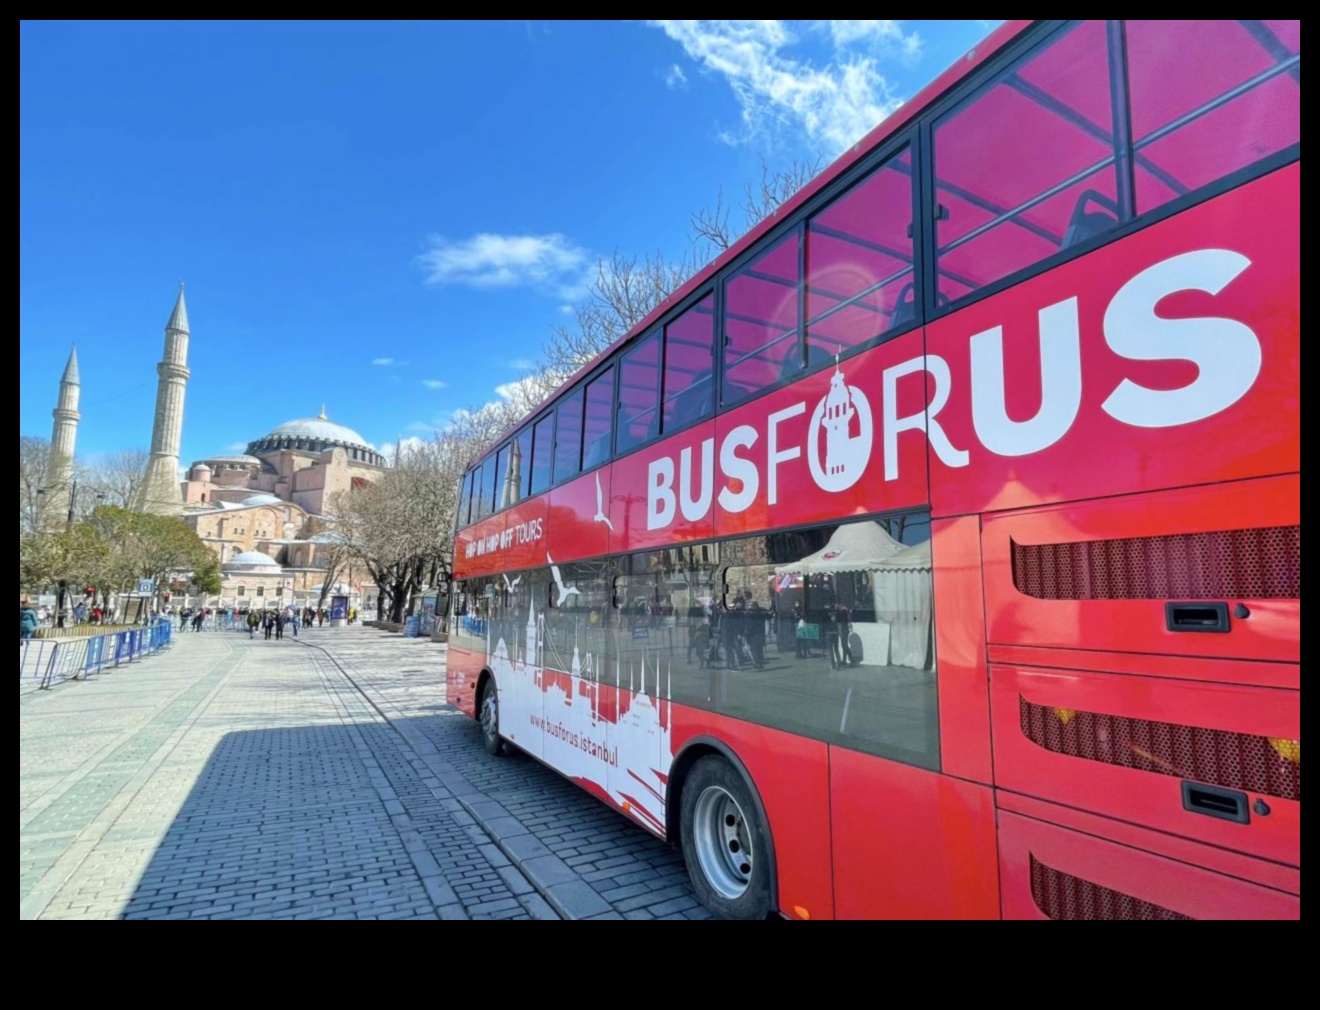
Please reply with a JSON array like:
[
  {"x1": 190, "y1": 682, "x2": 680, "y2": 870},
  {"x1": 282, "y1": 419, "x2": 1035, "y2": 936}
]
[
  {"x1": 680, "y1": 755, "x2": 772, "y2": 919},
  {"x1": 479, "y1": 679, "x2": 508, "y2": 757}
]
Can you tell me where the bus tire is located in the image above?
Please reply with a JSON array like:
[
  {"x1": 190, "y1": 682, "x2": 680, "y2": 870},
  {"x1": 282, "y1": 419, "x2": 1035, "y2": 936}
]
[
  {"x1": 680, "y1": 755, "x2": 772, "y2": 919},
  {"x1": 479, "y1": 678, "x2": 509, "y2": 757}
]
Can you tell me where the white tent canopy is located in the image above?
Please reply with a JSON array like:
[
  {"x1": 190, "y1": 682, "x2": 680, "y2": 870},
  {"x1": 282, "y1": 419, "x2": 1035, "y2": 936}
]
[
  {"x1": 773, "y1": 521, "x2": 905, "y2": 575},
  {"x1": 773, "y1": 521, "x2": 933, "y2": 670}
]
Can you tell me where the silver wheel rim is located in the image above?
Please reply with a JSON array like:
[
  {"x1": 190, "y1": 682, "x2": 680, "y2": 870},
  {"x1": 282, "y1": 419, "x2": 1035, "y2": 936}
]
[
  {"x1": 481, "y1": 689, "x2": 498, "y2": 743},
  {"x1": 692, "y1": 784, "x2": 753, "y2": 899}
]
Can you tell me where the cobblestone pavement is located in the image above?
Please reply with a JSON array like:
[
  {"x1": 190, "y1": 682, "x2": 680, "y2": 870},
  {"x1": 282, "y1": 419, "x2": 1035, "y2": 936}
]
[{"x1": 19, "y1": 626, "x2": 708, "y2": 920}]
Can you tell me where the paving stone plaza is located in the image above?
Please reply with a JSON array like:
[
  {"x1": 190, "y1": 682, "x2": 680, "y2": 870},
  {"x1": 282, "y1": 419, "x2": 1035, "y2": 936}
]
[{"x1": 19, "y1": 627, "x2": 710, "y2": 919}]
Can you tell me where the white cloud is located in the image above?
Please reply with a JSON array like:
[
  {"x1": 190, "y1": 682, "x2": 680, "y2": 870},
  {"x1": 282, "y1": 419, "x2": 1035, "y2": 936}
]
[
  {"x1": 665, "y1": 63, "x2": 688, "y2": 89},
  {"x1": 820, "y1": 20, "x2": 923, "y2": 64},
  {"x1": 507, "y1": 358, "x2": 536, "y2": 371},
  {"x1": 421, "y1": 379, "x2": 449, "y2": 390},
  {"x1": 418, "y1": 232, "x2": 591, "y2": 300},
  {"x1": 649, "y1": 19, "x2": 920, "y2": 155},
  {"x1": 225, "y1": 441, "x2": 248, "y2": 452},
  {"x1": 371, "y1": 357, "x2": 394, "y2": 366}
]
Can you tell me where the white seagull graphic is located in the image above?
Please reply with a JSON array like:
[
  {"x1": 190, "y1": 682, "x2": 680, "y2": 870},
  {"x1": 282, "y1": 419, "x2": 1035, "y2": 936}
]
[
  {"x1": 502, "y1": 573, "x2": 522, "y2": 592},
  {"x1": 547, "y1": 553, "x2": 580, "y2": 607},
  {"x1": 592, "y1": 472, "x2": 614, "y2": 531}
]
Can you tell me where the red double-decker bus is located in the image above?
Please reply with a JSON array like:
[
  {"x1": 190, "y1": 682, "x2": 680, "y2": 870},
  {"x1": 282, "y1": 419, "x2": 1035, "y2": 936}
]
[{"x1": 448, "y1": 20, "x2": 1299, "y2": 919}]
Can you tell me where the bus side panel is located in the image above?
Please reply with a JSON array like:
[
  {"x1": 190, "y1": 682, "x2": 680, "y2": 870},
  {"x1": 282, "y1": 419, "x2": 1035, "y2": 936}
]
[
  {"x1": 548, "y1": 469, "x2": 612, "y2": 565},
  {"x1": 927, "y1": 163, "x2": 1300, "y2": 518},
  {"x1": 981, "y1": 475, "x2": 1300, "y2": 664},
  {"x1": 446, "y1": 643, "x2": 483, "y2": 718},
  {"x1": 608, "y1": 418, "x2": 717, "y2": 553},
  {"x1": 998, "y1": 810, "x2": 1299, "y2": 920},
  {"x1": 991, "y1": 663, "x2": 1300, "y2": 866},
  {"x1": 830, "y1": 748, "x2": 1000, "y2": 919},
  {"x1": 670, "y1": 708, "x2": 834, "y2": 922},
  {"x1": 931, "y1": 514, "x2": 993, "y2": 784}
]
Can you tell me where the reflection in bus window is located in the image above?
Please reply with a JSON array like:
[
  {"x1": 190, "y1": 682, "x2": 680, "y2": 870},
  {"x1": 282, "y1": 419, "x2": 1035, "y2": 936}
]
[
  {"x1": 1125, "y1": 20, "x2": 1300, "y2": 214},
  {"x1": 806, "y1": 151, "x2": 916, "y2": 361},
  {"x1": 554, "y1": 389, "x2": 584, "y2": 485},
  {"x1": 934, "y1": 20, "x2": 1118, "y2": 303},
  {"x1": 530, "y1": 413, "x2": 554, "y2": 495},
  {"x1": 662, "y1": 295, "x2": 716, "y2": 433},
  {"x1": 665, "y1": 515, "x2": 938, "y2": 769},
  {"x1": 723, "y1": 231, "x2": 802, "y2": 406},
  {"x1": 618, "y1": 332, "x2": 661, "y2": 454},
  {"x1": 582, "y1": 367, "x2": 614, "y2": 471}
]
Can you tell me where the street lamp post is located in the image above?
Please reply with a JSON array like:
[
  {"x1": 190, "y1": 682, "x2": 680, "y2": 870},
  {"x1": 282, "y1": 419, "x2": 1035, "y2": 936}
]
[{"x1": 36, "y1": 479, "x2": 106, "y2": 627}]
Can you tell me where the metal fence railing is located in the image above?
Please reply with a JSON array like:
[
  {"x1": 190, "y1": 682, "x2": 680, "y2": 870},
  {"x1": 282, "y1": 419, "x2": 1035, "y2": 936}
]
[{"x1": 19, "y1": 620, "x2": 174, "y2": 690}]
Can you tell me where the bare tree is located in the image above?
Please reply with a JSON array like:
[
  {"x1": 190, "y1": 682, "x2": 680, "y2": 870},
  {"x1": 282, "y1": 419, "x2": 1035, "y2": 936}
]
[
  {"x1": 690, "y1": 156, "x2": 825, "y2": 258},
  {"x1": 330, "y1": 433, "x2": 472, "y2": 623},
  {"x1": 87, "y1": 449, "x2": 150, "y2": 509},
  {"x1": 19, "y1": 436, "x2": 54, "y2": 534},
  {"x1": 543, "y1": 250, "x2": 695, "y2": 378}
]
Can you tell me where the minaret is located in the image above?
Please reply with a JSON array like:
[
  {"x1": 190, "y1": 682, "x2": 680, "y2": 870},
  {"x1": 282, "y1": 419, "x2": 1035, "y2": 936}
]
[
  {"x1": 46, "y1": 346, "x2": 81, "y2": 527},
  {"x1": 138, "y1": 285, "x2": 190, "y2": 513}
]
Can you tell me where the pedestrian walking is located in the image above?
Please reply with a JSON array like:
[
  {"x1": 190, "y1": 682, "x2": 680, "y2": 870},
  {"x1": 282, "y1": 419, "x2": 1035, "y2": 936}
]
[
  {"x1": 20, "y1": 599, "x2": 39, "y2": 640},
  {"x1": 247, "y1": 610, "x2": 260, "y2": 639},
  {"x1": 263, "y1": 611, "x2": 274, "y2": 640},
  {"x1": 274, "y1": 612, "x2": 285, "y2": 640}
]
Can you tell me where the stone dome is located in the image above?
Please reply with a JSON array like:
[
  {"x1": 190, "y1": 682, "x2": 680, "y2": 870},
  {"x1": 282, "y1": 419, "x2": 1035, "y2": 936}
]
[
  {"x1": 240, "y1": 493, "x2": 284, "y2": 507},
  {"x1": 245, "y1": 408, "x2": 383, "y2": 466},
  {"x1": 225, "y1": 550, "x2": 280, "y2": 569}
]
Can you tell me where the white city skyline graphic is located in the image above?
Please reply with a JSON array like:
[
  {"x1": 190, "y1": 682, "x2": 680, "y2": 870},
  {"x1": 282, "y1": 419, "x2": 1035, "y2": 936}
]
[{"x1": 489, "y1": 568, "x2": 674, "y2": 834}]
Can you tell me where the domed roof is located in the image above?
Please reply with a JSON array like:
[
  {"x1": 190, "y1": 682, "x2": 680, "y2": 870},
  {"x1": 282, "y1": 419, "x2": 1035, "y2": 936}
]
[
  {"x1": 246, "y1": 407, "x2": 384, "y2": 467},
  {"x1": 263, "y1": 410, "x2": 369, "y2": 449},
  {"x1": 227, "y1": 550, "x2": 280, "y2": 567},
  {"x1": 204, "y1": 454, "x2": 262, "y2": 465},
  {"x1": 240, "y1": 493, "x2": 284, "y2": 507}
]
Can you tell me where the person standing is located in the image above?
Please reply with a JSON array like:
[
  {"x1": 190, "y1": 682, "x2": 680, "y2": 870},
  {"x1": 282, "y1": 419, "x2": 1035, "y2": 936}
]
[
  {"x1": 20, "y1": 599, "x2": 39, "y2": 640},
  {"x1": 263, "y1": 611, "x2": 274, "y2": 640},
  {"x1": 289, "y1": 607, "x2": 300, "y2": 637},
  {"x1": 274, "y1": 611, "x2": 285, "y2": 640},
  {"x1": 247, "y1": 610, "x2": 260, "y2": 639}
]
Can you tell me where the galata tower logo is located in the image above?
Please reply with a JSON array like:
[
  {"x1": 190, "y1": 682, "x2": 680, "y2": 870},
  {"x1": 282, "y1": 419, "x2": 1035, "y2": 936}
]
[{"x1": 806, "y1": 357, "x2": 873, "y2": 493}]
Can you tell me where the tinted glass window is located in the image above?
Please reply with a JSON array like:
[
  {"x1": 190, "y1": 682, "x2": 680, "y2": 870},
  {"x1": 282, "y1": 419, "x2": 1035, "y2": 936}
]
[
  {"x1": 530, "y1": 414, "x2": 554, "y2": 495},
  {"x1": 452, "y1": 579, "x2": 491, "y2": 651},
  {"x1": 553, "y1": 389, "x2": 584, "y2": 484},
  {"x1": 512, "y1": 427, "x2": 533, "y2": 502},
  {"x1": 482, "y1": 457, "x2": 499, "y2": 519},
  {"x1": 659, "y1": 516, "x2": 938, "y2": 769},
  {"x1": 723, "y1": 231, "x2": 802, "y2": 405},
  {"x1": 492, "y1": 444, "x2": 510, "y2": 512},
  {"x1": 458, "y1": 470, "x2": 474, "y2": 528},
  {"x1": 934, "y1": 20, "x2": 1119, "y2": 303},
  {"x1": 806, "y1": 150, "x2": 916, "y2": 363},
  {"x1": 662, "y1": 294, "x2": 715, "y2": 433},
  {"x1": 617, "y1": 333, "x2": 661, "y2": 454},
  {"x1": 1125, "y1": 20, "x2": 1300, "y2": 214},
  {"x1": 471, "y1": 459, "x2": 488, "y2": 521},
  {"x1": 582, "y1": 367, "x2": 614, "y2": 471}
]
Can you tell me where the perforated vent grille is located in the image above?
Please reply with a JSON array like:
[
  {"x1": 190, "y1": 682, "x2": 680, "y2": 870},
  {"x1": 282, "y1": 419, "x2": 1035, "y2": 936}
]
[
  {"x1": 1030, "y1": 856, "x2": 1192, "y2": 920},
  {"x1": 1019, "y1": 697, "x2": 1300, "y2": 801},
  {"x1": 1011, "y1": 525, "x2": 1300, "y2": 600}
]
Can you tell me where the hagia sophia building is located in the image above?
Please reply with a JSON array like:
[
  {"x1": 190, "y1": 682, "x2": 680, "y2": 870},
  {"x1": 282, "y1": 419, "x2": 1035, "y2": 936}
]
[{"x1": 43, "y1": 286, "x2": 384, "y2": 613}]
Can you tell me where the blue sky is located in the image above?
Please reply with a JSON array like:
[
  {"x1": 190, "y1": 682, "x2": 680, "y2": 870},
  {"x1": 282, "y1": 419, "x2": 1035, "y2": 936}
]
[{"x1": 20, "y1": 20, "x2": 997, "y2": 466}]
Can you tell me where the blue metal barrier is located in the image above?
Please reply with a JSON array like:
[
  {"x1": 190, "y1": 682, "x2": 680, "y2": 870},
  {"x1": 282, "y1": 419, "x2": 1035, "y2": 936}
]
[{"x1": 20, "y1": 619, "x2": 174, "y2": 690}]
